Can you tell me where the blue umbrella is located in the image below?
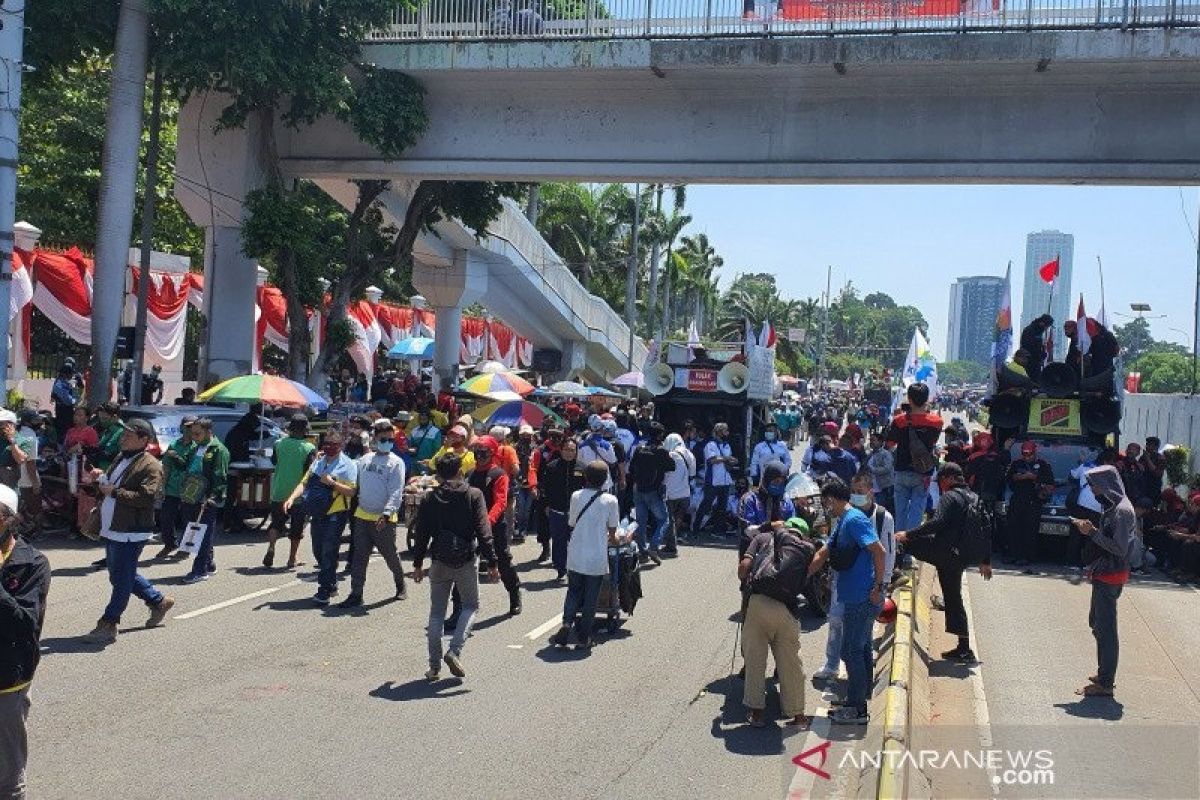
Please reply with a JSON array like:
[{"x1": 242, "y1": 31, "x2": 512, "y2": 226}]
[{"x1": 388, "y1": 337, "x2": 435, "y2": 359}]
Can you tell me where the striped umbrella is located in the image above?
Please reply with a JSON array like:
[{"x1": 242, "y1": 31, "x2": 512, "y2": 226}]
[
  {"x1": 457, "y1": 371, "x2": 535, "y2": 398},
  {"x1": 197, "y1": 374, "x2": 329, "y2": 410},
  {"x1": 474, "y1": 400, "x2": 564, "y2": 429}
]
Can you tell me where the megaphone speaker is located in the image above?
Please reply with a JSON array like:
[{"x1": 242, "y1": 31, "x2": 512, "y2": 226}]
[
  {"x1": 1081, "y1": 397, "x2": 1121, "y2": 435},
  {"x1": 1039, "y1": 362, "x2": 1079, "y2": 398},
  {"x1": 988, "y1": 393, "x2": 1028, "y2": 429},
  {"x1": 718, "y1": 362, "x2": 749, "y2": 394},
  {"x1": 645, "y1": 363, "x2": 674, "y2": 396}
]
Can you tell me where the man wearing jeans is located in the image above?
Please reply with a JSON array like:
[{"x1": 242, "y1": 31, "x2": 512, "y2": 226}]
[
  {"x1": 339, "y1": 420, "x2": 408, "y2": 608},
  {"x1": 885, "y1": 383, "x2": 943, "y2": 532},
  {"x1": 1072, "y1": 465, "x2": 1135, "y2": 698},
  {"x1": 628, "y1": 422, "x2": 675, "y2": 566},
  {"x1": 695, "y1": 423, "x2": 737, "y2": 534},
  {"x1": 284, "y1": 430, "x2": 357, "y2": 606},
  {"x1": 83, "y1": 419, "x2": 175, "y2": 645},
  {"x1": 412, "y1": 454, "x2": 497, "y2": 680},
  {"x1": 808, "y1": 479, "x2": 887, "y2": 725}
]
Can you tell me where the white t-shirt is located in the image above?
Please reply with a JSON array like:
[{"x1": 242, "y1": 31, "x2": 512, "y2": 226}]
[
  {"x1": 664, "y1": 447, "x2": 695, "y2": 501},
  {"x1": 703, "y1": 440, "x2": 734, "y2": 487},
  {"x1": 100, "y1": 456, "x2": 153, "y2": 543},
  {"x1": 567, "y1": 488, "x2": 620, "y2": 576}
]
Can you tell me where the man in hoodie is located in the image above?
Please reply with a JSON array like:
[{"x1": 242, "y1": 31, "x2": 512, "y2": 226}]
[
  {"x1": 1071, "y1": 465, "x2": 1135, "y2": 698},
  {"x1": 412, "y1": 454, "x2": 498, "y2": 680}
]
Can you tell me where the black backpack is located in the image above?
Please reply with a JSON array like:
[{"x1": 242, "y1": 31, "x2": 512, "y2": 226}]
[
  {"x1": 750, "y1": 529, "x2": 817, "y2": 610},
  {"x1": 424, "y1": 488, "x2": 480, "y2": 568},
  {"x1": 947, "y1": 487, "x2": 989, "y2": 567}
]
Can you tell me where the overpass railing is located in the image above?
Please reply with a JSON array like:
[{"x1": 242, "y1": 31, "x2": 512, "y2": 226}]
[{"x1": 367, "y1": 1, "x2": 1200, "y2": 41}]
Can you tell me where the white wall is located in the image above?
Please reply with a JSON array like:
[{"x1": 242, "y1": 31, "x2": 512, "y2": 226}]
[{"x1": 1123, "y1": 393, "x2": 1200, "y2": 471}]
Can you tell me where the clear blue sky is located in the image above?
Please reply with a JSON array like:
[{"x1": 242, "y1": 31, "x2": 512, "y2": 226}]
[{"x1": 680, "y1": 185, "x2": 1200, "y2": 360}]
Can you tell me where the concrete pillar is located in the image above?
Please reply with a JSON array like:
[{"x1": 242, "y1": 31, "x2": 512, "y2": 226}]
[
  {"x1": 550, "y1": 340, "x2": 587, "y2": 383},
  {"x1": 199, "y1": 225, "x2": 258, "y2": 387},
  {"x1": 412, "y1": 251, "x2": 487, "y2": 393}
]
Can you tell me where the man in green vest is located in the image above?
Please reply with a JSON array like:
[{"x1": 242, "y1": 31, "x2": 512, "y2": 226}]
[
  {"x1": 263, "y1": 415, "x2": 316, "y2": 570},
  {"x1": 154, "y1": 416, "x2": 197, "y2": 560},
  {"x1": 93, "y1": 402, "x2": 124, "y2": 471}
]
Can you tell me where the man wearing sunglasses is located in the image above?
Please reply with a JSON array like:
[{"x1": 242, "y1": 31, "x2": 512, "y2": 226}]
[{"x1": 340, "y1": 420, "x2": 408, "y2": 608}]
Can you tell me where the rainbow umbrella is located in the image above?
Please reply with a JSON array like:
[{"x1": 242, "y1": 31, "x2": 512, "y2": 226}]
[
  {"x1": 457, "y1": 371, "x2": 535, "y2": 398},
  {"x1": 474, "y1": 400, "x2": 564, "y2": 429},
  {"x1": 197, "y1": 374, "x2": 329, "y2": 410}
]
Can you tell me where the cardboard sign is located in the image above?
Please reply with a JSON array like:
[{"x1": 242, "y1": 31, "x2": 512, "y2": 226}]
[
  {"x1": 747, "y1": 345, "x2": 776, "y2": 401},
  {"x1": 1026, "y1": 397, "x2": 1083, "y2": 437}
]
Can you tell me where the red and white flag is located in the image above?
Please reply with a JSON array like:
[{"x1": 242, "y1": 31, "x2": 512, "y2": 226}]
[
  {"x1": 759, "y1": 320, "x2": 777, "y2": 350},
  {"x1": 1076, "y1": 295, "x2": 1091, "y2": 356},
  {"x1": 1038, "y1": 256, "x2": 1060, "y2": 284}
]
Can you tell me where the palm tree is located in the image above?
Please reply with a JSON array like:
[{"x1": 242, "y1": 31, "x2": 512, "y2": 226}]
[
  {"x1": 677, "y1": 233, "x2": 722, "y2": 335},
  {"x1": 535, "y1": 183, "x2": 627, "y2": 289}
]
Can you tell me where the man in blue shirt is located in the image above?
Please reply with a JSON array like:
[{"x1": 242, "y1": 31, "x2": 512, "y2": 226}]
[{"x1": 808, "y1": 478, "x2": 887, "y2": 725}]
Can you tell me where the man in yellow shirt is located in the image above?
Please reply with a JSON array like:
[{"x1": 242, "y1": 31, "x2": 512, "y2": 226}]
[{"x1": 427, "y1": 424, "x2": 475, "y2": 476}]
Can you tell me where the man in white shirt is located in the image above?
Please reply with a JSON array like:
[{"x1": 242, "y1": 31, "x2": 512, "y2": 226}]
[
  {"x1": 749, "y1": 422, "x2": 792, "y2": 484},
  {"x1": 83, "y1": 418, "x2": 174, "y2": 645},
  {"x1": 550, "y1": 460, "x2": 621, "y2": 650},
  {"x1": 340, "y1": 420, "x2": 408, "y2": 608},
  {"x1": 694, "y1": 423, "x2": 738, "y2": 535}
]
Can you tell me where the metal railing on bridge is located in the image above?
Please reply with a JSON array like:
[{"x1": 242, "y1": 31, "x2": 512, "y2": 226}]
[{"x1": 367, "y1": 0, "x2": 1200, "y2": 41}]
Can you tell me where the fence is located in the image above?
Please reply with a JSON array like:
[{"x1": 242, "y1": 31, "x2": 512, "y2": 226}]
[{"x1": 367, "y1": 0, "x2": 1200, "y2": 41}]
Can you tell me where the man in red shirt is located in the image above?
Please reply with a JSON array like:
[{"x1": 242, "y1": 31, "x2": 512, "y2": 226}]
[
  {"x1": 885, "y1": 383, "x2": 944, "y2": 531},
  {"x1": 469, "y1": 436, "x2": 522, "y2": 615}
]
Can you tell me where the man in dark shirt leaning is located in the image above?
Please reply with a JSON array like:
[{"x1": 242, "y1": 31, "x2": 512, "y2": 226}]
[{"x1": 628, "y1": 422, "x2": 675, "y2": 566}]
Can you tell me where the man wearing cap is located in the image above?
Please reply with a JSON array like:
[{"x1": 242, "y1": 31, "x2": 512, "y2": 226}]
[
  {"x1": 262, "y1": 415, "x2": 316, "y2": 570},
  {"x1": 407, "y1": 409, "x2": 442, "y2": 475},
  {"x1": 0, "y1": 482, "x2": 49, "y2": 800},
  {"x1": 390, "y1": 412, "x2": 412, "y2": 475},
  {"x1": 428, "y1": 425, "x2": 474, "y2": 476},
  {"x1": 51, "y1": 364, "x2": 78, "y2": 441},
  {"x1": 340, "y1": 420, "x2": 408, "y2": 608},
  {"x1": 1005, "y1": 441, "x2": 1055, "y2": 572},
  {"x1": 83, "y1": 418, "x2": 175, "y2": 644},
  {"x1": 154, "y1": 415, "x2": 198, "y2": 560}
]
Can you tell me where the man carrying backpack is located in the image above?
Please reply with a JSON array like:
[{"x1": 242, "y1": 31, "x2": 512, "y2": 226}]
[
  {"x1": 738, "y1": 519, "x2": 816, "y2": 729},
  {"x1": 896, "y1": 462, "x2": 993, "y2": 664},
  {"x1": 412, "y1": 454, "x2": 498, "y2": 680}
]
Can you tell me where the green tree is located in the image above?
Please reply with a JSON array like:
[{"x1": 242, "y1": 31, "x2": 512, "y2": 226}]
[
  {"x1": 1132, "y1": 351, "x2": 1195, "y2": 393},
  {"x1": 937, "y1": 360, "x2": 990, "y2": 385}
]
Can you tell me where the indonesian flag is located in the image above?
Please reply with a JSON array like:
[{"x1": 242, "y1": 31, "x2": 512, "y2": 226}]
[
  {"x1": 1038, "y1": 256, "x2": 1060, "y2": 284},
  {"x1": 759, "y1": 320, "x2": 777, "y2": 350},
  {"x1": 1076, "y1": 295, "x2": 1092, "y2": 356}
]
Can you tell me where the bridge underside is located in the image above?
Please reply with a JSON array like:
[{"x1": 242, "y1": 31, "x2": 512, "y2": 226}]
[{"x1": 277, "y1": 29, "x2": 1200, "y2": 185}]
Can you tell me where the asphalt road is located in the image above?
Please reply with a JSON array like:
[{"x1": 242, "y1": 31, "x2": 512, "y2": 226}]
[{"x1": 26, "y1": 526, "x2": 845, "y2": 800}]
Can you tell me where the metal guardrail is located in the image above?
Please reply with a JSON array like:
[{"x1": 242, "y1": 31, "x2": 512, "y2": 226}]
[{"x1": 367, "y1": 1, "x2": 1200, "y2": 42}]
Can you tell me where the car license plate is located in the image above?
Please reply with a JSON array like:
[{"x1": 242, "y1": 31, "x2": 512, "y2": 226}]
[{"x1": 1039, "y1": 521, "x2": 1070, "y2": 537}]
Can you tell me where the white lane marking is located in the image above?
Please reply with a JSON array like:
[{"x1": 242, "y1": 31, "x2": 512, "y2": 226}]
[
  {"x1": 506, "y1": 644, "x2": 524, "y2": 650},
  {"x1": 962, "y1": 580, "x2": 1000, "y2": 795},
  {"x1": 524, "y1": 613, "x2": 563, "y2": 640},
  {"x1": 784, "y1": 706, "x2": 831, "y2": 799},
  {"x1": 173, "y1": 580, "x2": 303, "y2": 620}
]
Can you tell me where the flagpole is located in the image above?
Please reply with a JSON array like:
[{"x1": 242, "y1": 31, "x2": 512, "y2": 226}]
[{"x1": 1095, "y1": 255, "x2": 1107, "y2": 324}]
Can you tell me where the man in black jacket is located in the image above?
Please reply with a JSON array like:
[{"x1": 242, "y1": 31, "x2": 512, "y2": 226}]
[
  {"x1": 896, "y1": 463, "x2": 992, "y2": 664},
  {"x1": 412, "y1": 454, "x2": 497, "y2": 681},
  {"x1": 628, "y1": 422, "x2": 675, "y2": 566},
  {"x1": 1018, "y1": 314, "x2": 1054, "y2": 382},
  {"x1": 0, "y1": 484, "x2": 49, "y2": 800}
]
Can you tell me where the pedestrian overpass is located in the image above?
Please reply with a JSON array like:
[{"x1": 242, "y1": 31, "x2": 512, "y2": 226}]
[{"x1": 270, "y1": 3, "x2": 1200, "y2": 184}]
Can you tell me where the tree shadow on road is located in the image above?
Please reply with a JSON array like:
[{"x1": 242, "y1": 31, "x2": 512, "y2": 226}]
[
  {"x1": 1053, "y1": 698, "x2": 1125, "y2": 721},
  {"x1": 370, "y1": 678, "x2": 470, "y2": 702}
]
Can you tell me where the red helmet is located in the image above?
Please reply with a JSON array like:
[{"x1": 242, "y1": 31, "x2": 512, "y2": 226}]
[{"x1": 876, "y1": 596, "x2": 898, "y2": 624}]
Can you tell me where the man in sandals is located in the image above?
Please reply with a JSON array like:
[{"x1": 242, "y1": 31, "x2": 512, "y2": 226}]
[{"x1": 1071, "y1": 464, "x2": 1135, "y2": 698}]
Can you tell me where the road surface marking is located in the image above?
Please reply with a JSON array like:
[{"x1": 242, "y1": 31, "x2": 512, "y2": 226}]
[
  {"x1": 174, "y1": 580, "x2": 303, "y2": 620},
  {"x1": 962, "y1": 580, "x2": 1000, "y2": 795},
  {"x1": 785, "y1": 706, "x2": 830, "y2": 799},
  {"x1": 524, "y1": 613, "x2": 562, "y2": 640},
  {"x1": 506, "y1": 644, "x2": 524, "y2": 650}
]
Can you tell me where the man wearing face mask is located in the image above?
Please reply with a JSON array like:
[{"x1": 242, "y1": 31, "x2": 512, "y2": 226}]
[
  {"x1": 340, "y1": 421, "x2": 408, "y2": 608},
  {"x1": 469, "y1": 436, "x2": 523, "y2": 615},
  {"x1": 695, "y1": 422, "x2": 737, "y2": 535},
  {"x1": 0, "y1": 483, "x2": 49, "y2": 800},
  {"x1": 896, "y1": 463, "x2": 992, "y2": 664},
  {"x1": 178, "y1": 418, "x2": 230, "y2": 585},
  {"x1": 749, "y1": 423, "x2": 792, "y2": 486},
  {"x1": 284, "y1": 430, "x2": 357, "y2": 605},
  {"x1": 738, "y1": 460, "x2": 795, "y2": 559}
]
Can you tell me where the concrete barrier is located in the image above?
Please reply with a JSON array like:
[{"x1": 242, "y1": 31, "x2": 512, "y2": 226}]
[
  {"x1": 1122, "y1": 393, "x2": 1200, "y2": 471},
  {"x1": 876, "y1": 568, "x2": 916, "y2": 800}
]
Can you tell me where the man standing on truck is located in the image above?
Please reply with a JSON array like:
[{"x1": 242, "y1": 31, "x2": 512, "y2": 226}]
[{"x1": 1004, "y1": 441, "x2": 1055, "y2": 574}]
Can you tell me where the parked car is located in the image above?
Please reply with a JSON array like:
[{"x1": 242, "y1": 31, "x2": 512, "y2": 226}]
[{"x1": 119, "y1": 405, "x2": 284, "y2": 459}]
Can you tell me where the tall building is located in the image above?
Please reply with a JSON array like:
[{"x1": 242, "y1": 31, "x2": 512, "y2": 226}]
[
  {"x1": 947, "y1": 275, "x2": 1006, "y2": 365},
  {"x1": 1020, "y1": 230, "x2": 1074, "y2": 359}
]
